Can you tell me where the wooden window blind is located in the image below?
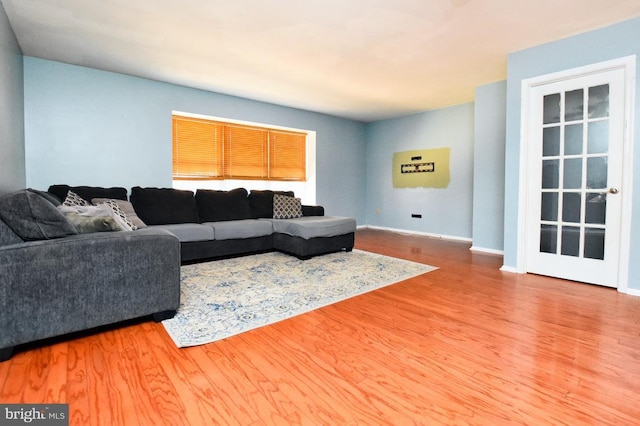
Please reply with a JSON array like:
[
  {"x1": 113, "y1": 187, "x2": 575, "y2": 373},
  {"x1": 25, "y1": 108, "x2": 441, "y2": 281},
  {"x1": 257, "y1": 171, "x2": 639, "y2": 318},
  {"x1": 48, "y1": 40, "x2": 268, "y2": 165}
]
[
  {"x1": 269, "y1": 130, "x2": 306, "y2": 180},
  {"x1": 224, "y1": 124, "x2": 269, "y2": 179},
  {"x1": 173, "y1": 114, "x2": 306, "y2": 181},
  {"x1": 172, "y1": 116, "x2": 223, "y2": 179}
]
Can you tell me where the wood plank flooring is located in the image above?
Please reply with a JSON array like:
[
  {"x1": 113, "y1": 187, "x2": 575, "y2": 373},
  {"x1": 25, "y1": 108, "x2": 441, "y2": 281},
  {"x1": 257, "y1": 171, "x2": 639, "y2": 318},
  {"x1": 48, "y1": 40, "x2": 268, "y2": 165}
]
[{"x1": 1, "y1": 228, "x2": 639, "y2": 425}]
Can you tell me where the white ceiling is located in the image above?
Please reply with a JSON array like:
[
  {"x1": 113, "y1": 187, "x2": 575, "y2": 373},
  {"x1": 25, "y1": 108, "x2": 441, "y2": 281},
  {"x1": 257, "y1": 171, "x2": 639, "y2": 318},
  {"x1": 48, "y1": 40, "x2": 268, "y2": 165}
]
[{"x1": 3, "y1": 0, "x2": 640, "y2": 122}]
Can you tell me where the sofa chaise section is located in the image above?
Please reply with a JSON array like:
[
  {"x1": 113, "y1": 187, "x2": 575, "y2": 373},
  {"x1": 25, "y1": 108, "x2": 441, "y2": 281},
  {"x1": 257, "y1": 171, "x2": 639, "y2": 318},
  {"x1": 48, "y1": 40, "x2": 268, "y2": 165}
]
[{"x1": 267, "y1": 216, "x2": 357, "y2": 259}]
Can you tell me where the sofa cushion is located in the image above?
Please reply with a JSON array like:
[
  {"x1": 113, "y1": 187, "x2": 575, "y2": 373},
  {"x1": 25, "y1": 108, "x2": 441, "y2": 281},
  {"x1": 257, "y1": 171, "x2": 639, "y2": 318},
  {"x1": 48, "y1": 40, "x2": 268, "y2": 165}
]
[
  {"x1": 273, "y1": 194, "x2": 303, "y2": 219},
  {"x1": 48, "y1": 185, "x2": 128, "y2": 203},
  {"x1": 92, "y1": 198, "x2": 147, "y2": 229},
  {"x1": 0, "y1": 189, "x2": 78, "y2": 241},
  {"x1": 147, "y1": 223, "x2": 214, "y2": 242},
  {"x1": 195, "y1": 188, "x2": 252, "y2": 222},
  {"x1": 267, "y1": 216, "x2": 356, "y2": 239},
  {"x1": 248, "y1": 190, "x2": 295, "y2": 219},
  {"x1": 130, "y1": 187, "x2": 199, "y2": 225},
  {"x1": 207, "y1": 219, "x2": 273, "y2": 240},
  {"x1": 301, "y1": 205, "x2": 324, "y2": 217}
]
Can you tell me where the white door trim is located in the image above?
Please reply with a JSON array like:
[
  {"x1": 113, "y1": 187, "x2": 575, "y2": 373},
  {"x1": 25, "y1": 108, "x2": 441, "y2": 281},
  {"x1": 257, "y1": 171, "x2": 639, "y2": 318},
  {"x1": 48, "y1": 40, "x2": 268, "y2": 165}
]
[{"x1": 515, "y1": 55, "x2": 636, "y2": 292}]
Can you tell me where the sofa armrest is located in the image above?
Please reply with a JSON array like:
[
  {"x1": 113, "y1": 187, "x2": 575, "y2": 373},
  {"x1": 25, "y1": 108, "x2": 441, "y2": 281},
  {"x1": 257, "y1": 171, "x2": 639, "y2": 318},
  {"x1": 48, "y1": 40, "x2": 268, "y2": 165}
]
[
  {"x1": 0, "y1": 229, "x2": 181, "y2": 352},
  {"x1": 302, "y1": 205, "x2": 324, "y2": 216}
]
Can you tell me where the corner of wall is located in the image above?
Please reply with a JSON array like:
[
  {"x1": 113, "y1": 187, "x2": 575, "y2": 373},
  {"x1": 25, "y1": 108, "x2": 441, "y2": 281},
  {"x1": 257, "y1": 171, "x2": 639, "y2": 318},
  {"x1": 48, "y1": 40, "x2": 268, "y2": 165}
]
[{"x1": 0, "y1": 1, "x2": 25, "y2": 194}]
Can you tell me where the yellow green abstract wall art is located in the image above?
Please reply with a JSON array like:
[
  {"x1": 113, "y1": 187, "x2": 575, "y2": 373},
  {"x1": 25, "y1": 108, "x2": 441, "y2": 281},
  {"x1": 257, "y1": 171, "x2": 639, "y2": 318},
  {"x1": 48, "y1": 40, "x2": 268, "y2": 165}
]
[{"x1": 392, "y1": 147, "x2": 451, "y2": 188}]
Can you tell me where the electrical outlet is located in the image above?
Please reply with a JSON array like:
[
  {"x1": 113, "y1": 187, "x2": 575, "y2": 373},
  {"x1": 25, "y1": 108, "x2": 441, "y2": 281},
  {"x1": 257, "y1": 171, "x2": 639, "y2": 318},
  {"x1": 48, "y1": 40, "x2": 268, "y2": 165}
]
[{"x1": 376, "y1": 208, "x2": 380, "y2": 215}]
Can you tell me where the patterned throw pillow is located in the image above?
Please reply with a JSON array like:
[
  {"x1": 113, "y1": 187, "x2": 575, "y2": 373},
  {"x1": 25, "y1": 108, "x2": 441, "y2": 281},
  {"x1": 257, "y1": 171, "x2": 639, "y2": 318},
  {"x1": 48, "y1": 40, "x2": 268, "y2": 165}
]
[
  {"x1": 92, "y1": 198, "x2": 147, "y2": 229},
  {"x1": 62, "y1": 191, "x2": 90, "y2": 207},
  {"x1": 273, "y1": 194, "x2": 303, "y2": 219},
  {"x1": 97, "y1": 199, "x2": 138, "y2": 231}
]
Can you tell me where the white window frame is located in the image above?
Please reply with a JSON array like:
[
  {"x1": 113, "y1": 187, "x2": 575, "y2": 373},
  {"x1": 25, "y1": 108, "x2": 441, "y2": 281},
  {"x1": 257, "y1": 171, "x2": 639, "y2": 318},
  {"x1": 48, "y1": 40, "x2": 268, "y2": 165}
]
[{"x1": 171, "y1": 111, "x2": 316, "y2": 205}]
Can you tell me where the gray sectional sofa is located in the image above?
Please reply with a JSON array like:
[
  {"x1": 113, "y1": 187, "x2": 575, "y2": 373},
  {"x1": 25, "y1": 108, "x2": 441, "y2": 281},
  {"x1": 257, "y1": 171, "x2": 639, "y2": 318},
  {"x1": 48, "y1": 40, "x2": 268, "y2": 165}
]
[
  {"x1": 0, "y1": 185, "x2": 355, "y2": 361},
  {"x1": 47, "y1": 185, "x2": 356, "y2": 262}
]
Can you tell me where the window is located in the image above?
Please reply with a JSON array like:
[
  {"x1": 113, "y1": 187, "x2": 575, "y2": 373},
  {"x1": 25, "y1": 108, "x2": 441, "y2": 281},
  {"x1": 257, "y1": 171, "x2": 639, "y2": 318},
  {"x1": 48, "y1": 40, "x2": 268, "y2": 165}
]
[{"x1": 173, "y1": 114, "x2": 306, "y2": 181}]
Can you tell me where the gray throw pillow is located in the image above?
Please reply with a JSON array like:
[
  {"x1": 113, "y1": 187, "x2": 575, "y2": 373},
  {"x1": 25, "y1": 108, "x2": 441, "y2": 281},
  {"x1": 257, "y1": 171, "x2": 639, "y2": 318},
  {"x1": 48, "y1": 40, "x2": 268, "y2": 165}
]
[
  {"x1": 63, "y1": 213, "x2": 122, "y2": 233},
  {"x1": 0, "y1": 218, "x2": 23, "y2": 246},
  {"x1": 0, "y1": 189, "x2": 78, "y2": 240}
]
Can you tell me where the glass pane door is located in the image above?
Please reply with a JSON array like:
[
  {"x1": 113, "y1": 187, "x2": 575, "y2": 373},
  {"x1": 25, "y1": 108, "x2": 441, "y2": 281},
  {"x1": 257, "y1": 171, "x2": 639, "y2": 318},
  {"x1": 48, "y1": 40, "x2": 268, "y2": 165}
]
[
  {"x1": 523, "y1": 59, "x2": 629, "y2": 288},
  {"x1": 539, "y1": 84, "x2": 610, "y2": 260}
]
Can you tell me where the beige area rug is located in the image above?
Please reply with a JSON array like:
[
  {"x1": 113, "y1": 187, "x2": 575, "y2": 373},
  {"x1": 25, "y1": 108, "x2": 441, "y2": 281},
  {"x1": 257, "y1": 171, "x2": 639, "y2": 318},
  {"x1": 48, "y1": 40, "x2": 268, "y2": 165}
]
[{"x1": 162, "y1": 249, "x2": 437, "y2": 347}]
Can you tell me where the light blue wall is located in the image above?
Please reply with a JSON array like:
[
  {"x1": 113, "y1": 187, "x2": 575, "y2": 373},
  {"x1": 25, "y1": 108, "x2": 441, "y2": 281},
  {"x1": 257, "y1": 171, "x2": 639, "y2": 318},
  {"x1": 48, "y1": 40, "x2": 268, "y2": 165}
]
[
  {"x1": 505, "y1": 17, "x2": 640, "y2": 289},
  {"x1": 365, "y1": 103, "x2": 475, "y2": 239},
  {"x1": 472, "y1": 81, "x2": 506, "y2": 252},
  {"x1": 24, "y1": 57, "x2": 367, "y2": 223},
  {"x1": 24, "y1": 55, "x2": 476, "y2": 240},
  {"x1": 0, "y1": 1, "x2": 25, "y2": 194}
]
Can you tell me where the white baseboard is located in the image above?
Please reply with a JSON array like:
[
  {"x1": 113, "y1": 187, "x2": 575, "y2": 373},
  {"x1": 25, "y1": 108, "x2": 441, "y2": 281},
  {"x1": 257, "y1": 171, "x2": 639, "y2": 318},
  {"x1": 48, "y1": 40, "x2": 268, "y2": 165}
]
[
  {"x1": 469, "y1": 246, "x2": 504, "y2": 256},
  {"x1": 361, "y1": 225, "x2": 472, "y2": 244},
  {"x1": 619, "y1": 287, "x2": 640, "y2": 297},
  {"x1": 499, "y1": 265, "x2": 523, "y2": 274}
]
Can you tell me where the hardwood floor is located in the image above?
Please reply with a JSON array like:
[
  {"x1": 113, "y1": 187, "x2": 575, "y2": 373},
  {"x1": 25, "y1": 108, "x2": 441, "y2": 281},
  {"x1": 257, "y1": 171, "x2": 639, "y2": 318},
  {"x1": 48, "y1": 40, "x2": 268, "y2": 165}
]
[{"x1": 1, "y1": 228, "x2": 639, "y2": 425}]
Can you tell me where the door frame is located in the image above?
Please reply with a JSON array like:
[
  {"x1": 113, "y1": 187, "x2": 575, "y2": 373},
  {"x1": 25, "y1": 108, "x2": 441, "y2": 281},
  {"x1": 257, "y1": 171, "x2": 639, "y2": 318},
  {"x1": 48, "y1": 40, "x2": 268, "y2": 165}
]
[{"x1": 515, "y1": 55, "x2": 636, "y2": 292}]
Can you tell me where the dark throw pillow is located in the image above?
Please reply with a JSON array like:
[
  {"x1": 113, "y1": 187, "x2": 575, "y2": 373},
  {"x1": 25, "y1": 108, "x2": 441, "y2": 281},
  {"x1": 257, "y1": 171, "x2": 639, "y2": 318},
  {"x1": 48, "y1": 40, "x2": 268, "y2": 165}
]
[
  {"x1": 0, "y1": 189, "x2": 78, "y2": 240},
  {"x1": 195, "y1": 188, "x2": 252, "y2": 222},
  {"x1": 129, "y1": 187, "x2": 199, "y2": 225},
  {"x1": 248, "y1": 190, "x2": 295, "y2": 219}
]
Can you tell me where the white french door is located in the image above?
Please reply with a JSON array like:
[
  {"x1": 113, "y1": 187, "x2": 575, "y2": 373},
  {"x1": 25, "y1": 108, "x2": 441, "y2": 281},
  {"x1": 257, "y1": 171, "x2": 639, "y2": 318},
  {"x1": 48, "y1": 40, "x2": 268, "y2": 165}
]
[{"x1": 523, "y1": 60, "x2": 633, "y2": 287}]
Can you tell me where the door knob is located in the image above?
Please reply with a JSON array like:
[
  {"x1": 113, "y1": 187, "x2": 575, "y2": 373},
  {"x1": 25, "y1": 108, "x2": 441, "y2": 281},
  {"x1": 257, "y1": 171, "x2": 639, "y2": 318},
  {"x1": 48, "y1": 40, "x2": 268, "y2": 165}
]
[{"x1": 609, "y1": 187, "x2": 619, "y2": 194}]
